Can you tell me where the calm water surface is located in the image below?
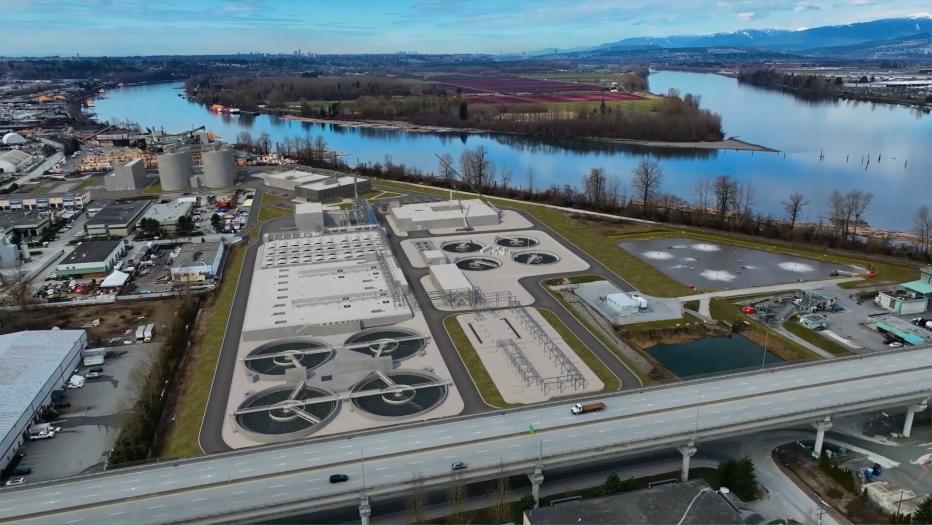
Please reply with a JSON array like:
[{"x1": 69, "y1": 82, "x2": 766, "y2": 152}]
[
  {"x1": 93, "y1": 71, "x2": 931, "y2": 230},
  {"x1": 648, "y1": 334, "x2": 783, "y2": 378}
]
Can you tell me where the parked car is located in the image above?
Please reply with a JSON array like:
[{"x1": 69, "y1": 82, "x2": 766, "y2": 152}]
[
  {"x1": 5, "y1": 477, "x2": 25, "y2": 486},
  {"x1": 86, "y1": 371, "x2": 102, "y2": 379},
  {"x1": 451, "y1": 462, "x2": 468, "y2": 471},
  {"x1": 12, "y1": 466, "x2": 31, "y2": 476},
  {"x1": 329, "y1": 474, "x2": 349, "y2": 483}
]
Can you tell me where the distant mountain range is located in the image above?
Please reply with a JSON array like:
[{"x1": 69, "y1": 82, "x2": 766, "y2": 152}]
[{"x1": 533, "y1": 16, "x2": 932, "y2": 59}]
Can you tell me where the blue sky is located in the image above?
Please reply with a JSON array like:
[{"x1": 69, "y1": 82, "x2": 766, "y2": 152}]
[{"x1": 1, "y1": 0, "x2": 930, "y2": 56}]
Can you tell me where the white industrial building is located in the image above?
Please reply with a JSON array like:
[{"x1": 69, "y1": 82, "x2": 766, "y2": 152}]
[
  {"x1": 389, "y1": 199, "x2": 500, "y2": 233},
  {"x1": 104, "y1": 158, "x2": 146, "y2": 191},
  {"x1": 0, "y1": 149, "x2": 34, "y2": 174},
  {"x1": 294, "y1": 201, "x2": 325, "y2": 232},
  {"x1": 56, "y1": 239, "x2": 126, "y2": 278},
  {"x1": 606, "y1": 293, "x2": 639, "y2": 316},
  {"x1": 0, "y1": 330, "x2": 87, "y2": 471},
  {"x1": 1, "y1": 132, "x2": 27, "y2": 146},
  {"x1": 261, "y1": 169, "x2": 370, "y2": 202},
  {"x1": 242, "y1": 226, "x2": 411, "y2": 340},
  {"x1": 171, "y1": 241, "x2": 225, "y2": 281}
]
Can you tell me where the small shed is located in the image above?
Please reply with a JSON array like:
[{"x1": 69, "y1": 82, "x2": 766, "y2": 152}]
[
  {"x1": 100, "y1": 270, "x2": 129, "y2": 289},
  {"x1": 799, "y1": 314, "x2": 828, "y2": 330},
  {"x1": 606, "y1": 292, "x2": 639, "y2": 316}
]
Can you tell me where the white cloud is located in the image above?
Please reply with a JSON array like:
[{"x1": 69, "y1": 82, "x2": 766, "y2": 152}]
[
  {"x1": 908, "y1": 12, "x2": 931, "y2": 18},
  {"x1": 737, "y1": 11, "x2": 755, "y2": 21}
]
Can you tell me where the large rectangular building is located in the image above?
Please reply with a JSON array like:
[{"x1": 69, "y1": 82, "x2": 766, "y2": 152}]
[
  {"x1": 0, "y1": 191, "x2": 91, "y2": 212},
  {"x1": 389, "y1": 199, "x2": 500, "y2": 233},
  {"x1": 242, "y1": 226, "x2": 410, "y2": 340},
  {"x1": 261, "y1": 169, "x2": 370, "y2": 202},
  {"x1": 140, "y1": 200, "x2": 193, "y2": 233},
  {"x1": 56, "y1": 239, "x2": 126, "y2": 277},
  {"x1": 0, "y1": 330, "x2": 87, "y2": 471},
  {"x1": 84, "y1": 200, "x2": 150, "y2": 237},
  {"x1": 104, "y1": 158, "x2": 146, "y2": 191}
]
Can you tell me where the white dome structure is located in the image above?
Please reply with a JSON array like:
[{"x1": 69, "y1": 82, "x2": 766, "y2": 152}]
[{"x1": 1, "y1": 132, "x2": 26, "y2": 145}]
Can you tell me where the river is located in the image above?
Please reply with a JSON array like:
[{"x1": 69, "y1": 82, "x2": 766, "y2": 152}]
[{"x1": 92, "y1": 71, "x2": 931, "y2": 231}]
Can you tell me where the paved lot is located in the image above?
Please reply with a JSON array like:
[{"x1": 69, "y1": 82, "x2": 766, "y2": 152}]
[
  {"x1": 16, "y1": 343, "x2": 157, "y2": 482},
  {"x1": 621, "y1": 237, "x2": 851, "y2": 290}
]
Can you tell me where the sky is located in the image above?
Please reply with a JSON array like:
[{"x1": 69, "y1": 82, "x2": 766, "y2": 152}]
[{"x1": 1, "y1": 0, "x2": 930, "y2": 56}]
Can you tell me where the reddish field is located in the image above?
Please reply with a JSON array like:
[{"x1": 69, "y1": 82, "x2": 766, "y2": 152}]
[
  {"x1": 432, "y1": 76, "x2": 645, "y2": 106},
  {"x1": 433, "y1": 76, "x2": 601, "y2": 94}
]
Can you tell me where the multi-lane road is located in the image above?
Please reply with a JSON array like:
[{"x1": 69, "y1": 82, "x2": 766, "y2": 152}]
[{"x1": 4, "y1": 347, "x2": 932, "y2": 524}]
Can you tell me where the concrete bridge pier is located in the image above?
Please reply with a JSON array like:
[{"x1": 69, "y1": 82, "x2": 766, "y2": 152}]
[
  {"x1": 677, "y1": 440, "x2": 697, "y2": 482},
  {"x1": 903, "y1": 400, "x2": 928, "y2": 438},
  {"x1": 359, "y1": 495, "x2": 371, "y2": 525},
  {"x1": 813, "y1": 417, "x2": 832, "y2": 457},
  {"x1": 529, "y1": 463, "x2": 544, "y2": 508}
]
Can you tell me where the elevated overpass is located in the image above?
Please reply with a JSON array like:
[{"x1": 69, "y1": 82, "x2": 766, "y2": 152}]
[{"x1": 3, "y1": 347, "x2": 932, "y2": 525}]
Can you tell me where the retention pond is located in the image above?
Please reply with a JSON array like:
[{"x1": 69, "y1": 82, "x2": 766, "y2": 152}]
[{"x1": 648, "y1": 334, "x2": 783, "y2": 378}]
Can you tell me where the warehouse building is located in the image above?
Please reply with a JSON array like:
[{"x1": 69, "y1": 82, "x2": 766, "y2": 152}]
[
  {"x1": 0, "y1": 191, "x2": 91, "y2": 211},
  {"x1": 294, "y1": 201, "x2": 325, "y2": 232},
  {"x1": 261, "y1": 169, "x2": 370, "y2": 202},
  {"x1": 56, "y1": 239, "x2": 126, "y2": 278},
  {"x1": 83, "y1": 200, "x2": 150, "y2": 237},
  {"x1": 0, "y1": 149, "x2": 34, "y2": 174},
  {"x1": 140, "y1": 200, "x2": 193, "y2": 234},
  {"x1": 0, "y1": 330, "x2": 87, "y2": 471},
  {"x1": 104, "y1": 158, "x2": 146, "y2": 191},
  {"x1": 171, "y1": 241, "x2": 225, "y2": 281},
  {"x1": 0, "y1": 210, "x2": 50, "y2": 239},
  {"x1": 389, "y1": 199, "x2": 500, "y2": 233},
  {"x1": 877, "y1": 267, "x2": 932, "y2": 315}
]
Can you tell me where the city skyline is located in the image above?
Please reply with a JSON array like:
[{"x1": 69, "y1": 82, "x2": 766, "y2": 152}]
[{"x1": 1, "y1": 0, "x2": 930, "y2": 56}]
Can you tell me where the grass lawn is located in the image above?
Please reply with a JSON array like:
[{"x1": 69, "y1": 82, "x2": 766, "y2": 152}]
[
  {"x1": 618, "y1": 316, "x2": 701, "y2": 333},
  {"x1": 75, "y1": 176, "x2": 99, "y2": 191},
  {"x1": 158, "y1": 228, "x2": 255, "y2": 458},
  {"x1": 142, "y1": 181, "x2": 163, "y2": 195},
  {"x1": 443, "y1": 315, "x2": 512, "y2": 409},
  {"x1": 784, "y1": 316, "x2": 852, "y2": 356},
  {"x1": 683, "y1": 300, "x2": 700, "y2": 311},
  {"x1": 537, "y1": 308, "x2": 621, "y2": 391},
  {"x1": 257, "y1": 193, "x2": 291, "y2": 222}
]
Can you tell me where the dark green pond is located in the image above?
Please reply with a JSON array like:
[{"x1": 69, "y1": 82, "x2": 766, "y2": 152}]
[{"x1": 648, "y1": 334, "x2": 783, "y2": 378}]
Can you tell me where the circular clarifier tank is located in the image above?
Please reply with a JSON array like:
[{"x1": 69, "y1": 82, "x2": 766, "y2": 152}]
[
  {"x1": 244, "y1": 339, "x2": 333, "y2": 377},
  {"x1": 235, "y1": 385, "x2": 337, "y2": 440},
  {"x1": 455, "y1": 256, "x2": 501, "y2": 271},
  {"x1": 496, "y1": 235, "x2": 539, "y2": 248},
  {"x1": 512, "y1": 251, "x2": 559, "y2": 265},
  {"x1": 344, "y1": 328, "x2": 427, "y2": 361},
  {"x1": 441, "y1": 240, "x2": 484, "y2": 253},
  {"x1": 351, "y1": 371, "x2": 447, "y2": 417}
]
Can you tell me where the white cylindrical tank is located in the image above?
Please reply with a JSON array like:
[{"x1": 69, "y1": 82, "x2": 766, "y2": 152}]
[
  {"x1": 202, "y1": 146, "x2": 235, "y2": 188},
  {"x1": 157, "y1": 150, "x2": 192, "y2": 191}
]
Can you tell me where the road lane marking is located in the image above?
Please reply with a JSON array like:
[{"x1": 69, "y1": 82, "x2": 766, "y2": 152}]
[
  {"x1": 229, "y1": 491, "x2": 246, "y2": 496},
  {"x1": 65, "y1": 519, "x2": 83, "y2": 524},
  {"x1": 269, "y1": 484, "x2": 286, "y2": 489},
  {"x1": 148, "y1": 505, "x2": 165, "y2": 510},
  {"x1": 109, "y1": 512, "x2": 126, "y2": 517},
  {"x1": 304, "y1": 478, "x2": 321, "y2": 483},
  {"x1": 238, "y1": 468, "x2": 253, "y2": 473},
  {"x1": 82, "y1": 493, "x2": 99, "y2": 498},
  {"x1": 375, "y1": 466, "x2": 390, "y2": 471},
  {"x1": 273, "y1": 493, "x2": 288, "y2": 498},
  {"x1": 191, "y1": 497, "x2": 208, "y2": 502}
]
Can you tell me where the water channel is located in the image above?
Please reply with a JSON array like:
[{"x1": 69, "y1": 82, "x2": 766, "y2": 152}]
[{"x1": 92, "y1": 71, "x2": 931, "y2": 230}]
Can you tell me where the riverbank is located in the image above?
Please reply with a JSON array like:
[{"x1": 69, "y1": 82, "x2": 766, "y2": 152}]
[{"x1": 282, "y1": 114, "x2": 777, "y2": 152}]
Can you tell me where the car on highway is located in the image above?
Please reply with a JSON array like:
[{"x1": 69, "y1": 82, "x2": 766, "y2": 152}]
[
  {"x1": 329, "y1": 474, "x2": 349, "y2": 483},
  {"x1": 5, "y1": 477, "x2": 25, "y2": 486},
  {"x1": 451, "y1": 461, "x2": 468, "y2": 471}
]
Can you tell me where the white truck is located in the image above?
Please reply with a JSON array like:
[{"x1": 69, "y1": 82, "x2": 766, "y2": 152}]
[
  {"x1": 135, "y1": 325, "x2": 146, "y2": 342},
  {"x1": 143, "y1": 323, "x2": 154, "y2": 343}
]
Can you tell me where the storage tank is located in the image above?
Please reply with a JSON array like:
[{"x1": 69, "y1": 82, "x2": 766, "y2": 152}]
[
  {"x1": 157, "y1": 149, "x2": 192, "y2": 192},
  {"x1": 201, "y1": 145, "x2": 235, "y2": 188}
]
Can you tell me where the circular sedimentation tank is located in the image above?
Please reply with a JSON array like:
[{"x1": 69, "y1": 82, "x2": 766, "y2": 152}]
[
  {"x1": 244, "y1": 339, "x2": 332, "y2": 377},
  {"x1": 344, "y1": 328, "x2": 427, "y2": 361},
  {"x1": 512, "y1": 251, "x2": 559, "y2": 265},
  {"x1": 496, "y1": 236, "x2": 540, "y2": 248},
  {"x1": 455, "y1": 256, "x2": 501, "y2": 271},
  {"x1": 351, "y1": 371, "x2": 447, "y2": 417},
  {"x1": 441, "y1": 240, "x2": 484, "y2": 253},
  {"x1": 235, "y1": 385, "x2": 337, "y2": 441}
]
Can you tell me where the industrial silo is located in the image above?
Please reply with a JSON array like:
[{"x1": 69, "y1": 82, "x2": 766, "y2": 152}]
[
  {"x1": 157, "y1": 149, "x2": 192, "y2": 192},
  {"x1": 201, "y1": 145, "x2": 235, "y2": 188}
]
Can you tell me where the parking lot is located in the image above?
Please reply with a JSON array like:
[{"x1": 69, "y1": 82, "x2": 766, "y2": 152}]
[{"x1": 14, "y1": 343, "x2": 157, "y2": 483}]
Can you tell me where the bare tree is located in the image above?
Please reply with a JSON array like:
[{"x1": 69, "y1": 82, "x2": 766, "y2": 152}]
[
  {"x1": 914, "y1": 206, "x2": 932, "y2": 257},
  {"x1": 739, "y1": 182, "x2": 755, "y2": 218},
  {"x1": 631, "y1": 159, "x2": 663, "y2": 210},
  {"x1": 608, "y1": 174, "x2": 624, "y2": 208},
  {"x1": 712, "y1": 175, "x2": 738, "y2": 220},
  {"x1": 782, "y1": 192, "x2": 809, "y2": 230},
  {"x1": 498, "y1": 167, "x2": 513, "y2": 190},
  {"x1": 469, "y1": 145, "x2": 493, "y2": 188},
  {"x1": 406, "y1": 476, "x2": 428, "y2": 524},
  {"x1": 583, "y1": 167, "x2": 607, "y2": 207},
  {"x1": 827, "y1": 190, "x2": 850, "y2": 238},
  {"x1": 693, "y1": 178, "x2": 711, "y2": 213},
  {"x1": 848, "y1": 190, "x2": 873, "y2": 240},
  {"x1": 526, "y1": 168, "x2": 535, "y2": 194},
  {"x1": 489, "y1": 464, "x2": 512, "y2": 523},
  {"x1": 448, "y1": 476, "x2": 471, "y2": 524}
]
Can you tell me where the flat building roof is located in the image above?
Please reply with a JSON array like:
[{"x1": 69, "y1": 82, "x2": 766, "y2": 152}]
[
  {"x1": 60, "y1": 239, "x2": 123, "y2": 265},
  {"x1": 429, "y1": 263, "x2": 474, "y2": 291},
  {"x1": 85, "y1": 200, "x2": 150, "y2": 227},
  {"x1": 142, "y1": 200, "x2": 193, "y2": 225},
  {"x1": 173, "y1": 241, "x2": 223, "y2": 268},
  {"x1": 390, "y1": 199, "x2": 498, "y2": 223}
]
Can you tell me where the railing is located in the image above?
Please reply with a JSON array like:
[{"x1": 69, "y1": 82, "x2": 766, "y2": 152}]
[{"x1": 514, "y1": 305, "x2": 587, "y2": 392}]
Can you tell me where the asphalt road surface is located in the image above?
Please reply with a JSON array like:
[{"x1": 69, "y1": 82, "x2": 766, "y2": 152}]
[{"x1": 4, "y1": 347, "x2": 932, "y2": 524}]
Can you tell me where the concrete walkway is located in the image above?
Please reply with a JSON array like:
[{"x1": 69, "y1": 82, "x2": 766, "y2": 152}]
[
  {"x1": 678, "y1": 277, "x2": 863, "y2": 304},
  {"x1": 776, "y1": 327, "x2": 836, "y2": 359}
]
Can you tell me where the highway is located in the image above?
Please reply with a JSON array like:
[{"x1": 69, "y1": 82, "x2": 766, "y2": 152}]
[{"x1": 3, "y1": 347, "x2": 932, "y2": 524}]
